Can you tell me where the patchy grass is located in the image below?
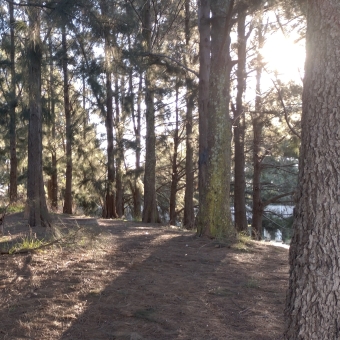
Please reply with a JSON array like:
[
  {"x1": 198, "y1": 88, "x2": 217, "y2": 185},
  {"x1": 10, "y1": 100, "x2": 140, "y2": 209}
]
[{"x1": 0, "y1": 213, "x2": 289, "y2": 340}]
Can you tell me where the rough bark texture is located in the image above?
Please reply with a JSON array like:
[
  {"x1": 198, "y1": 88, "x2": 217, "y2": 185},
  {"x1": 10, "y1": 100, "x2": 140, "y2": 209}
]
[
  {"x1": 197, "y1": 0, "x2": 235, "y2": 239},
  {"x1": 196, "y1": 0, "x2": 210, "y2": 233},
  {"x1": 102, "y1": 23, "x2": 118, "y2": 219},
  {"x1": 49, "y1": 36, "x2": 58, "y2": 211},
  {"x1": 169, "y1": 82, "x2": 180, "y2": 225},
  {"x1": 62, "y1": 27, "x2": 73, "y2": 214},
  {"x1": 251, "y1": 22, "x2": 264, "y2": 240},
  {"x1": 142, "y1": 0, "x2": 159, "y2": 223},
  {"x1": 183, "y1": 0, "x2": 195, "y2": 229},
  {"x1": 284, "y1": 1, "x2": 340, "y2": 338},
  {"x1": 115, "y1": 76, "x2": 124, "y2": 218},
  {"x1": 9, "y1": 1, "x2": 17, "y2": 202},
  {"x1": 233, "y1": 8, "x2": 248, "y2": 232},
  {"x1": 132, "y1": 73, "x2": 142, "y2": 220},
  {"x1": 27, "y1": 4, "x2": 50, "y2": 227}
]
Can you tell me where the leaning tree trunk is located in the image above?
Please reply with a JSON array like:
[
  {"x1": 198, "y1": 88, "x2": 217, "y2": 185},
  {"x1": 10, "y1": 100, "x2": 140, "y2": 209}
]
[
  {"x1": 142, "y1": 0, "x2": 159, "y2": 223},
  {"x1": 284, "y1": 1, "x2": 340, "y2": 338},
  {"x1": 62, "y1": 27, "x2": 73, "y2": 214},
  {"x1": 233, "y1": 8, "x2": 248, "y2": 233},
  {"x1": 9, "y1": 1, "x2": 17, "y2": 202},
  {"x1": 27, "y1": 3, "x2": 50, "y2": 227},
  {"x1": 197, "y1": 0, "x2": 235, "y2": 239}
]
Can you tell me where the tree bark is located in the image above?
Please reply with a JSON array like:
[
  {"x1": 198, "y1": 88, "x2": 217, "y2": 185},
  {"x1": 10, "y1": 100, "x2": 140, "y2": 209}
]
[
  {"x1": 102, "y1": 19, "x2": 118, "y2": 219},
  {"x1": 233, "y1": 8, "x2": 248, "y2": 233},
  {"x1": 169, "y1": 81, "x2": 180, "y2": 225},
  {"x1": 130, "y1": 71, "x2": 142, "y2": 220},
  {"x1": 285, "y1": 1, "x2": 340, "y2": 338},
  {"x1": 183, "y1": 0, "x2": 195, "y2": 229},
  {"x1": 251, "y1": 21, "x2": 264, "y2": 240},
  {"x1": 196, "y1": 0, "x2": 210, "y2": 233},
  {"x1": 9, "y1": 1, "x2": 17, "y2": 202},
  {"x1": 27, "y1": 3, "x2": 50, "y2": 227},
  {"x1": 115, "y1": 76, "x2": 124, "y2": 218},
  {"x1": 142, "y1": 0, "x2": 159, "y2": 223},
  {"x1": 197, "y1": 0, "x2": 235, "y2": 239},
  {"x1": 62, "y1": 27, "x2": 73, "y2": 214},
  {"x1": 49, "y1": 35, "x2": 58, "y2": 211}
]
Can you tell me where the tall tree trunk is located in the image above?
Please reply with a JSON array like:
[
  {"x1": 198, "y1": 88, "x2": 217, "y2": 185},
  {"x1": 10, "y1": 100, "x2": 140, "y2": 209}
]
[
  {"x1": 9, "y1": 1, "x2": 17, "y2": 202},
  {"x1": 251, "y1": 21, "x2": 264, "y2": 240},
  {"x1": 27, "y1": 3, "x2": 49, "y2": 227},
  {"x1": 142, "y1": 0, "x2": 159, "y2": 223},
  {"x1": 285, "y1": 1, "x2": 340, "y2": 338},
  {"x1": 197, "y1": 0, "x2": 235, "y2": 239},
  {"x1": 233, "y1": 8, "x2": 248, "y2": 233},
  {"x1": 115, "y1": 76, "x2": 124, "y2": 218},
  {"x1": 102, "y1": 22, "x2": 118, "y2": 219},
  {"x1": 196, "y1": 0, "x2": 210, "y2": 233},
  {"x1": 62, "y1": 27, "x2": 73, "y2": 214},
  {"x1": 169, "y1": 82, "x2": 180, "y2": 225},
  {"x1": 183, "y1": 0, "x2": 195, "y2": 229},
  {"x1": 132, "y1": 73, "x2": 142, "y2": 220},
  {"x1": 49, "y1": 36, "x2": 58, "y2": 211}
]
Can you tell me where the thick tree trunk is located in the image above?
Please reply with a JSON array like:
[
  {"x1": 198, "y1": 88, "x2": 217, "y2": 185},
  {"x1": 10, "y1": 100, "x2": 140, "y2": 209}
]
[
  {"x1": 169, "y1": 82, "x2": 180, "y2": 225},
  {"x1": 233, "y1": 9, "x2": 248, "y2": 233},
  {"x1": 197, "y1": 0, "x2": 235, "y2": 239},
  {"x1": 62, "y1": 27, "x2": 73, "y2": 214},
  {"x1": 142, "y1": 0, "x2": 159, "y2": 223},
  {"x1": 251, "y1": 22, "x2": 264, "y2": 240},
  {"x1": 27, "y1": 4, "x2": 50, "y2": 227},
  {"x1": 284, "y1": 1, "x2": 340, "y2": 338},
  {"x1": 183, "y1": 0, "x2": 195, "y2": 229},
  {"x1": 196, "y1": 0, "x2": 210, "y2": 232},
  {"x1": 9, "y1": 1, "x2": 17, "y2": 202}
]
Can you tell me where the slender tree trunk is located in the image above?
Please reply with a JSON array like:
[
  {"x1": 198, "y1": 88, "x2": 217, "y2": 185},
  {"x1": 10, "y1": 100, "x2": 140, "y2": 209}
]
[
  {"x1": 62, "y1": 27, "x2": 73, "y2": 214},
  {"x1": 49, "y1": 36, "x2": 58, "y2": 211},
  {"x1": 183, "y1": 0, "x2": 195, "y2": 229},
  {"x1": 197, "y1": 0, "x2": 235, "y2": 239},
  {"x1": 142, "y1": 0, "x2": 159, "y2": 223},
  {"x1": 115, "y1": 76, "x2": 124, "y2": 217},
  {"x1": 169, "y1": 82, "x2": 180, "y2": 225},
  {"x1": 133, "y1": 73, "x2": 142, "y2": 220},
  {"x1": 27, "y1": 3, "x2": 50, "y2": 227},
  {"x1": 9, "y1": 1, "x2": 17, "y2": 202},
  {"x1": 285, "y1": 1, "x2": 340, "y2": 338},
  {"x1": 234, "y1": 8, "x2": 248, "y2": 233},
  {"x1": 103, "y1": 26, "x2": 118, "y2": 219},
  {"x1": 251, "y1": 22, "x2": 264, "y2": 240}
]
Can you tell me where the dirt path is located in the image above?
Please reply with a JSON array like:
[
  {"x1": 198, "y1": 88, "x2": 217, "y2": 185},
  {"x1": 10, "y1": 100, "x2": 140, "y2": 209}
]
[{"x1": 0, "y1": 214, "x2": 288, "y2": 339}]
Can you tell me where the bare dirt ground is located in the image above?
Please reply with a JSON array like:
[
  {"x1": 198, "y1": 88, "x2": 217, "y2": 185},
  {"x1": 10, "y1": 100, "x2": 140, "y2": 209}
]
[{"x1": 0, "y1": 213, "x2": 289, "y2": 340}]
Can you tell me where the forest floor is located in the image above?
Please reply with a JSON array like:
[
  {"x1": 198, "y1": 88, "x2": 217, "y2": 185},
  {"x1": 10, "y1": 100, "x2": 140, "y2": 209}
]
[{"x1": 0, "y1": 213, "x2": 289, "y2": 340}]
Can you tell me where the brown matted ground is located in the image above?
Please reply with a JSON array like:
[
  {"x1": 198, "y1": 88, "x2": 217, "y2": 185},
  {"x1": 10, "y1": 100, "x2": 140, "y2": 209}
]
[{"x1": 0, "y1": 213, "x2": 289, "y2": 340}]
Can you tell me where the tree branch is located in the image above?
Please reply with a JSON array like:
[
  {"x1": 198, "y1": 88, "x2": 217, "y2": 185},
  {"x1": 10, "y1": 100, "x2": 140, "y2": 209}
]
[
  {"x1": 141, "y1": 52, "x2": 199, "y2": 77},
  {"x1": 271, "y1": 79, "x2": 301, "y2": 139},
  {"x1": 262, "y1": 192, "x2": 294, "y2": 208},
  {"x1": 3, "y1": 0, "x2": 56, "y2": 9}
]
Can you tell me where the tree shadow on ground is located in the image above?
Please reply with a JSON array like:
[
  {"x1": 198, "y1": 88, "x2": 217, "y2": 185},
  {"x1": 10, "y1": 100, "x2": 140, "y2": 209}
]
[{"x1": 0, "y1": 218, "x2": 288, "y2": 340}]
